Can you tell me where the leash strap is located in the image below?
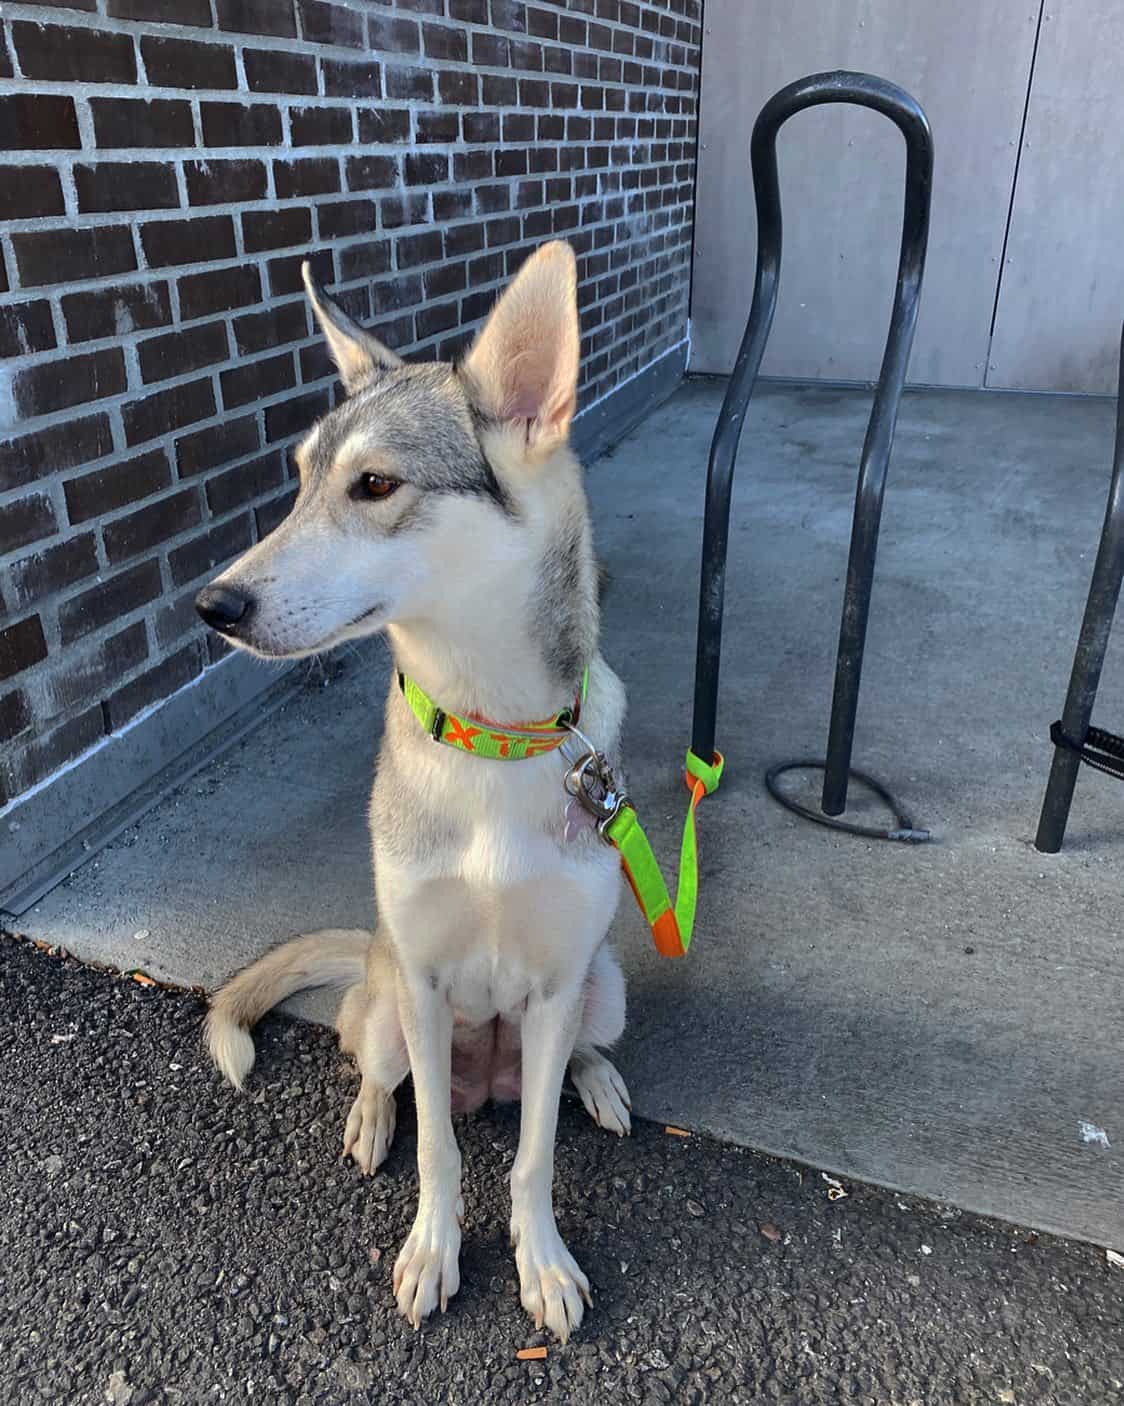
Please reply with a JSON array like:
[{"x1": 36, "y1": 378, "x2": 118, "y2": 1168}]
[
  {"x1": 604, "y1": 749, "x2": 724, "y2": 958},
  {"x1": 1050, "y1": 720, "x2": 1124, "y2": 781}
]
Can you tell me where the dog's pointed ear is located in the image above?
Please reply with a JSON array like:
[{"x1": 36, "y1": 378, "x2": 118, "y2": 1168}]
[
  {"x1": 302, "y1": 260, "x2": 402, "y2": 394},
  {"x1": 461, "y1": 241, "x2": 579, "y2": 456}
]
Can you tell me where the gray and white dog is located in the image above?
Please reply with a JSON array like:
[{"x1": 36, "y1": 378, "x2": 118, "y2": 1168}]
[{"x1": 198, "y1": 241, "x2": 631, "y2": 1342}]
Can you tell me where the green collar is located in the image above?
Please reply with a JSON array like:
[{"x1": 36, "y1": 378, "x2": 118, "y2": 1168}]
[{"x1": 398, "y1": 668, "x2": 588, "y2": 760}]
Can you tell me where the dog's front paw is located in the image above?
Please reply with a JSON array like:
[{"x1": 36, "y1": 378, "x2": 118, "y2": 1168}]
[
  {"x1": 570, "y1": 1053, "x2": 631, "y2": 1137},
  {"x1": 393, "y1": 1199, "x2": 463, "y2": 1328},
  {"x1": 510, "y1": 1210, "x2": 591, "y2": 1343},
  {"x1": 342, "y1": 1084, "x2": 396, "y2": 1175}
]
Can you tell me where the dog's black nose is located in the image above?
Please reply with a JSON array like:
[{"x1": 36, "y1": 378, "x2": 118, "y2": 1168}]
[{"x1": 195, "y1": 583, "x2": 251, "y2": 633}]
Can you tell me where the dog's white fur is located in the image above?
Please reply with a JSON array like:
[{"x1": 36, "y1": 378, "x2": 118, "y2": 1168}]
[{"x1": 200, "y1": 243, "x2": 631, "y2": 1341}]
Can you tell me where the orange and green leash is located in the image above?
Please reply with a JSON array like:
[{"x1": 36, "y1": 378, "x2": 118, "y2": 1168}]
[{"x1": 398, "y1": 671, "x2": 724, "y2": 959}]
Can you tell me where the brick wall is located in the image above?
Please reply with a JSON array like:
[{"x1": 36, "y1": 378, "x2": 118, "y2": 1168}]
[{"x1": 0, "y1": 0, "x2": 700, "y2": 813}]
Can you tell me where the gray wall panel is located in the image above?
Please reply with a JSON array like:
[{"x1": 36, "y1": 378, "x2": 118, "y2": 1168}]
[
  {"x1": 691, "y1": 0, "x2": 1038, "y2": 387},
  {"x1": 988, "y1": 6, "x2": 1124, "y2": 393}
]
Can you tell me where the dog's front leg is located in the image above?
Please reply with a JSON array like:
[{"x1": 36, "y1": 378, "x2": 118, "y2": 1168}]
[
  {"x1": 392, "y1": 968, "x2": 462, "y2": 1328},
  {"x1": 510, "y1": 983, "x2": 591, "y2": 1343}
]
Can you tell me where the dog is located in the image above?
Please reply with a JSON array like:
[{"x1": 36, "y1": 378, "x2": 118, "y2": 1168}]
[{"x1": 196, "y1": 241, "x2": 632, "y2": 1342}]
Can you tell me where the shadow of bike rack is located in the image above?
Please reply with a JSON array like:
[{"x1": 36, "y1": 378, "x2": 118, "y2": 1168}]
[
  {"x1": 1035, "y1": 323, "x2": 1124, "y2": 853},
  {"x1": 690, "y1": 71, "x2": 934, "y2": 842}
]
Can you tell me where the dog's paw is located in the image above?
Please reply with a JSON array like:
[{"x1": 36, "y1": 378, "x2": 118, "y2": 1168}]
[
  {"x1": 342, "y1": 1084, "x2": 396, "y2": 1175},
  {"x1": 571, "y1": 1054, "x2": 631, "y2": 1137},
  {"x1": 392, "y1": 1199, "x2": 463, "y2": 1328},
  {"x1": 510, "y1": 1211, "x2": 591, "y2": 1343}
]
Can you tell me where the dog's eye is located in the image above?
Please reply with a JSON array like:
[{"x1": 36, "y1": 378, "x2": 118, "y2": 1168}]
[{"x1": 354, "y1": 474, "x2": 400, "y2": 502}]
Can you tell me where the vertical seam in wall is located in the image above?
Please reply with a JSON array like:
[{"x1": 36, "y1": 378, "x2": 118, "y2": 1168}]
[{"x1": 985, "y1": 0, "x2": 1047, "y2": 386}]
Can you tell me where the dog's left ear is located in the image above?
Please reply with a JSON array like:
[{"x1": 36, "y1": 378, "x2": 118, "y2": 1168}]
[
  {"x1": 461, "y1": 241, "x2": 579, "y2": 457},
  {"x1": 302, "y1": 260, "x2": 403, "y2": 394}
]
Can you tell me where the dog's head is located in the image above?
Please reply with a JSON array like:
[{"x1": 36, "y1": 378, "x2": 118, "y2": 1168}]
[{"x1": 194, "y1": 240, "x2": 583, "y2": 661}]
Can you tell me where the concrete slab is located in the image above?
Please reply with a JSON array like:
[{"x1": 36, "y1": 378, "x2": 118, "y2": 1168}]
[{"x1": 16, "y1": 380, "x2": 1124, "y2": 1249}]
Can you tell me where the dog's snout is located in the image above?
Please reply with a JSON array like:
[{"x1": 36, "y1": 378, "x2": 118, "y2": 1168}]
[{"x1": 195, "y1": 583, "x2": 252, "y2": 633}]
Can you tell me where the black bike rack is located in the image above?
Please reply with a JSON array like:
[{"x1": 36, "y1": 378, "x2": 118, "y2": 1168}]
[
  {"x1": 690, "y1": 71, "x2": 934, "y2": 842},
  {"x1": 1034, "y1": 324, "x2": 1124, "y2": 853}
]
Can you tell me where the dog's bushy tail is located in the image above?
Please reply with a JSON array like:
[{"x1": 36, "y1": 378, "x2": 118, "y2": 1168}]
[{"x1": 204, "y1": 928, "x2": 369, "y2": 1089}]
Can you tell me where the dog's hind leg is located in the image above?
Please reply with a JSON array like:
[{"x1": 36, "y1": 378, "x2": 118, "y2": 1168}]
[
  {"x1": 569, "y1": 943, "x2": 631, "y2": 1137},
  {"x1": 337, "y1": 930, "x2": 409, "y2": 1175}
]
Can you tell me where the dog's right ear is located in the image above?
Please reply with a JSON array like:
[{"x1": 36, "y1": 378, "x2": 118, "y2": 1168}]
[{"x1": 302, "y1": 260, "x2": 402, "y2": 394}]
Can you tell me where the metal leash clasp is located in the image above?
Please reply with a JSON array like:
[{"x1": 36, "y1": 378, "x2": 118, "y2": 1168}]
[{"x1": 561, "y1": 723, "x2": 629, "y2": 837}]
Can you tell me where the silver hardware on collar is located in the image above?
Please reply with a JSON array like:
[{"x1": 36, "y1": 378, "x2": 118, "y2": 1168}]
[{"x1": 562, "y1": 742, "x2": 629, "y2": 837}]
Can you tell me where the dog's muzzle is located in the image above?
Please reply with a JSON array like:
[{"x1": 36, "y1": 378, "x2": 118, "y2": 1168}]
[{"x1": 195, "y1": 582, "x2": 252, "y2": 634}]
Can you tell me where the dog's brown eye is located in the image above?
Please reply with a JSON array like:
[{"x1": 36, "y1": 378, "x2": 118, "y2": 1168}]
[{"x1": 356, "y1": 474, "x2": 400, "y2": 501}]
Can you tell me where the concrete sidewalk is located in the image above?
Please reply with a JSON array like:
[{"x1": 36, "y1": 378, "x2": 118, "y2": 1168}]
[{"x1": 15, "y1": 379, "x2": 1124, "y2": 1249}]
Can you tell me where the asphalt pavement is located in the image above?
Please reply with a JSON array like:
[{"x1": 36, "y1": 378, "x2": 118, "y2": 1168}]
[{"x1": 1, "y1": 931, "x2": 1121, "y2": 1406}]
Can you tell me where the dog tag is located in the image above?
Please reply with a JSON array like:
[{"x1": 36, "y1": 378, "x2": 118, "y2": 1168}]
[{"x1": 563, "y1": 797, "x2": 598, "y2": 843}]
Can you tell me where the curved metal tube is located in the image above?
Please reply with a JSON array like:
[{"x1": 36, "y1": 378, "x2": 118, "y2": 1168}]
[
  {"x1": 1035, "y1": 323, "x2": 1124, "y2": 852},
  {"x1": 690, "y1": 71, "x2": 933, "y2": 818}
]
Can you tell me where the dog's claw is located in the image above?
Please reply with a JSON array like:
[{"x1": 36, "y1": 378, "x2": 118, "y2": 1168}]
[
  {"x1": 510, "y1": 1211, "x2": 591, "y2": 1344},
  {"x1": 393, "y1": 1203, "x2": 462, "y2": 1329},
  {"x1": 571, "y1": 1055, "x2": 631, "y2": 1138},
  {"x1": 342, "y1": 1085, "x2": 396, "y2": 1175}
]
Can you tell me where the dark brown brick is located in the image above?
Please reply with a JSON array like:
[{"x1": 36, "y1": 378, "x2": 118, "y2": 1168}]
[
  {"x1": 417, "y1": 111, "x2": 459, "y2": 143},
  {"x1": 444, "y1": 221, "x2": 486, "y2": 256},
  {"x1": 75, "y1": 161, "x2": 179, "y2": 214},
  {"x1": 397, "y1": 0, "x2": 442, "y2": 11},
  {"x1": 0, "y1": 615, "x2": 48, "y2": 681},
  {"x1": 322, "y1": 58, "x2": 382, "y2": 98},
  {"x1": 12, "y1": 226, "x2": 136, "y2": 288},
  {"x1": 168, "y1": 515, "x2": 253, "y2": 587},
  {"x1": 464, "y1": 112, "x2": 501, "y2": 143},
  {"x1": 90, "y1": 97, "x2": 193, "y2": 149},
  {"x1": 141, "y1": 36, "x2": 238, "y2": 90},
  {"x1": 395, "y1": 230, "x2": 445, "y2": 270},
  {"x1": 1, "y1": 417, "x2": 112, "y2": 495},
  {"x1": 266, "y1": 249, "x2": 331, "y2": 297},
  {"x1": 380, "y1": 193, "x2": 428, "y2": 229},
  {"x1": 244, "y1": 47, "x2": 318, "y2": 94},
  {"x1": 138, "y1": 320, "x2": 230, "y2": 385},
  {"x1": 13, "y1": 0, "x2": 96, "y2": 11},
  {"x1": 423, "y1": 22, "x2": 468, "y2": 60},
  {"x1": 12, "y1": 349, "x2": 127, "y2": 420},
  {"x1": 472, "y1": 32, "x2": 509, "y2": 65},
  {"x1": 434, "y1": 189, "x2": 472, "y2": 220},
  {"x1": 0, "y1": 94, "x2": 80, "y2": 151},
  {"x1": 482, "y1": 74, "x2": 517, "y2": 104},
  {"x1": 490, "y1": 0, "x2": 526, "y2": 33},
  {"x1": 184, "y1": 159, "x2": 268, "y2": 206},
  {"x1": 0, "y1": 165, "x2": 64, "y2": 218},
  {"x1": 496, "y1": 149, "x2": 528, "y2": 176},
  {"x1": 477, "y1": 183, "x2": 511, "y2": 213},
  {"x1": 141, "y1": 216, "x2": 237, "y2": 269},
  {"x1": 318, "y1": 198, "x2": 376, "y2": 239},
  {"x1": 12, "y1": 22, "x2": 137, "y2": 83},
  {"x1": 438, "y1": 70, "x2": 477, "y2": 105},
  {"x1": 108, "y1": 0, "x2": 211, "y2": 22},
  {"x1": 59, "y1": 561, "x2": 163, "y2": 645},
  {"x1": 405, "y1": 152, "x2": 448, "y2": 186},
  {"x1": 123, "y1": 378, "x2": 216, "y2": 447},
  {"x1": 201, "y1": 101, "x2": 283, "y2": 147},
  {"x1": 298, "y1": 0, "x2": 365, "y2": 48},
  {"x1": 450, "y1": 0, "x2": 488, "y2": 21},
  {"x1": 104, "y1": 643, "x2": 203, "y2": 730},
  {"x1": 503, "y1": 112, "x2": 535, "y2": 141},
  {"x1": 338, "y1": 241, "x2": 391, "y2": 281},
  {"x1": 453, "y1": 149, "x2": 491, "y2": 182},
  {"x1": 369, "y1": 275, "x2": 421, "y2": 315},
  {"x1": 345, "y1": 155, "x2": 398, "y2": 192},
  {"x1": 220, "y1": 351, "x2": 296, "y2": 409},
  {"x1": 0, "y1": 689, "x2": 32, "y2": 746},
  {"x1": 48, "y1": 621, "x2": 149, "y2": 717},
  {"x1": 216, "y1": 0, "x2": 297, "y2": 37},
  {"x1": 0, "y1": 705, "x2": 105, "y2": 806},
  {"x1": 0, "y1": 301, "x2": 56, "y2": 359},
  {"x1": 527, "y1": 6, "x2": 558, "y2": 39},
  {"x1": 385, "y1": 66, "x2": 433, "y2": 101},
  {"x1": 104, "y1": 487, "x2": 202, "y2": 564},
  {"x1": 256, "y1": 486, "x2": 297, "y2": 538},
  {"x1": 265, "y1": 389, "x2": 329, "y2": 443},
  {"x1": 367, "y1": 13, "x2": 419, "y2": 52},
  {"x1": 7, "y1": 533, "x2": 99, "y2": 612},
  {"x1": 154, "y1": 590, "x2": 203, "y2": 650},
  {"x1": 241, "y1": 208, "x2": 312, "y2": 253},
  {"x1": 178, "y1": 265, "x2": 262, "y2": 321},
  {"x1": 62, "y1": 282, "x2": 172, "y2": 344},
  {"x1": 291, "y1": 105, "x2": 354, "y2": 146},
  {"x1": 231, "y1": 301, "x2": 308, "y2": 356},
  {"x1": 175, "y1": 413, "x2": 260, "y2": 477},
  {"x1": 357, "y1": 107, "x2": 411, "y2": 143},
  {"x1": 298, "y1": 340, "x2": 334, "y2": 383},
  {"x1": 0, "y1": 494, "x2": 56, "y2": 557},
  {"x1": 416, "y1": 301, "x2": 459, "y2": 339},
  {"x1": 65, "y1": 450, "x2": 172, "y2": 525},
  {"x1": 206, "y1": 451, "x2": 285, "y2": 515},
  {"x1": 274, "y1": 157, "x2": 340, "y2": 198}
]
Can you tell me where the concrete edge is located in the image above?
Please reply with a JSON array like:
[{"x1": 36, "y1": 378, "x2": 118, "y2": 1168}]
[
  {"x1": 0, "y1": 652, "x2": 299, "y2": 917},
  {"x1": 573, "y1": 340, "x2": 689, "y2": 462},
  {"x1": 0, "y1": 346, "x2": 690, "y2": 917}
]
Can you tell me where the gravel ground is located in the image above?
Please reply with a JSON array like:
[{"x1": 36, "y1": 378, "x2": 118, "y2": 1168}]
[{"x1": 1, "y1": 932, "x2": 1121, "y2": 1406}]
